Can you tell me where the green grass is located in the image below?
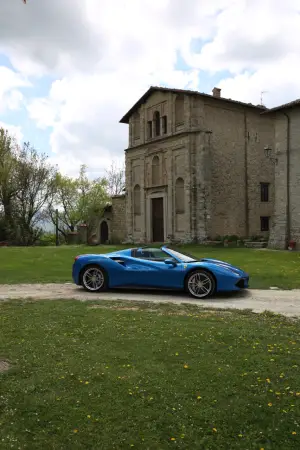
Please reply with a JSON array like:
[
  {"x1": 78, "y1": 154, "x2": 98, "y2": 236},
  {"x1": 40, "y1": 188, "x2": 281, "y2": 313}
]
[
  {"x1": 0, "y1": 244, "x2": 300, "y2": 289},
  {"x1": 1, "y1": 299, "x2": 300, "y2": 449}
]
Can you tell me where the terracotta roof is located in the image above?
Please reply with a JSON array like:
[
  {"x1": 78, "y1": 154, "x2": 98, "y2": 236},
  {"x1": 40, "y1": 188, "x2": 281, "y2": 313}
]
[
  {"x1": 119, "y1": 86, "x2": 267, "y2": 124},
  {"x1": 262, "y1": 99, "x2": 300, "y2": 114}
]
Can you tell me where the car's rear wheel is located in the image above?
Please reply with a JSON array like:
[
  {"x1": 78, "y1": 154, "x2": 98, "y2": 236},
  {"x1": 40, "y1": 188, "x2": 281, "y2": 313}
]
[
  {"x1": 81, "y1": 265, "x2": 107, "y2": 292},
  {"x1": 185, "y1": 270, "x2": 216, "y2": 299}
]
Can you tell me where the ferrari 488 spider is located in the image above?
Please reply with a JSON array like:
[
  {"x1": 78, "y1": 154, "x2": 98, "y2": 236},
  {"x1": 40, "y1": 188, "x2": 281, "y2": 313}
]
[{"x1": 72, "y1": 245, "x2": 249, "y2": 299}]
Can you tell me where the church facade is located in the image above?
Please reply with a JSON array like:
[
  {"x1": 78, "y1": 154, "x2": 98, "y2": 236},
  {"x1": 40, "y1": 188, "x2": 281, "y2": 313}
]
[{"x1": 113, "y1": 86, "x2": 275, "y2": 244}]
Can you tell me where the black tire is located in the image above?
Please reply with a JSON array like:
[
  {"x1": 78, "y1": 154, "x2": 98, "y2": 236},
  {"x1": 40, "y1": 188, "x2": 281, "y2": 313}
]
[
  {"x1": 81, "y1": 265, "x2": 108, "y2": 292},
  {"x1": 185, "y1": 270, "x2": 216, "y2": 299}
]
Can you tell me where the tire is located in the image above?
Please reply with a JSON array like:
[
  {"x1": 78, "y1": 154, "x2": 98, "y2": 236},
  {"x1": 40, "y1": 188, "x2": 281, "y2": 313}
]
[
  {"x1": 185, "y1": 270, "x2": 216, "y2": 299},
  {"x1": 81, "y1": 265, "x2": 107, "y2": 292}
]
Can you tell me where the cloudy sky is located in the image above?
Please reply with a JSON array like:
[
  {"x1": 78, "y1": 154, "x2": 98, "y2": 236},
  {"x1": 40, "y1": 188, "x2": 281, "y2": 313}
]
[{"x1": 0, "y1": 0, "x2": 299, "y2": 178}]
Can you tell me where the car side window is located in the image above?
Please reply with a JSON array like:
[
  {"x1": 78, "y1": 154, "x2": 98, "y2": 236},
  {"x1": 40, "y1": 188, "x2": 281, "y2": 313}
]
[{"x1": 134, "y1": 248, "x2": 168, "y2": 261}]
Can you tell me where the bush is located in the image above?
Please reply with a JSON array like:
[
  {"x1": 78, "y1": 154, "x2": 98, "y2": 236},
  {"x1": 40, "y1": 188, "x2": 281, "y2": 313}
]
[{"x1": 38, "y1": 232, "x2": 65, "y2": 246}]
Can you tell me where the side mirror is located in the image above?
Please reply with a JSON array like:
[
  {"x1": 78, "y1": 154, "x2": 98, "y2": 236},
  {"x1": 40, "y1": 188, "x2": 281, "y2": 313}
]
[{"x1": 164, "y1": 258, "x2": 176, "y2": 266}]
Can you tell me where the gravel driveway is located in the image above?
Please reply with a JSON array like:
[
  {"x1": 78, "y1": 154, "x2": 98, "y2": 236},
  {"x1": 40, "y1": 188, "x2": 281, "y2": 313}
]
[{"x1": 0, "y1": 284, "x2": 300, "y2": 317}]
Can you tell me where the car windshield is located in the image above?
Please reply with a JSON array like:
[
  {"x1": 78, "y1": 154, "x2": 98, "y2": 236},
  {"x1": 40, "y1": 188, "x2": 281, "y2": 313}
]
[{"x1": 165, "y1": 248, "x2": 198, "y2": 263}]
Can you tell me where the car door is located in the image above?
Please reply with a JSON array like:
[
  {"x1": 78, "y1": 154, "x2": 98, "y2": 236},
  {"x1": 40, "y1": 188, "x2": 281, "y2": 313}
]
[{"x1": 126, "y1": 248, "x2": 184, "y2": 289}]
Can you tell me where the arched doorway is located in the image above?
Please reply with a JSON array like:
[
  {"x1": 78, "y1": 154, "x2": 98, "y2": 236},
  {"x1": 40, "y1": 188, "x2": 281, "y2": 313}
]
[{"x1": 100, "y1": 220, "x2": 109, "y2": 244}]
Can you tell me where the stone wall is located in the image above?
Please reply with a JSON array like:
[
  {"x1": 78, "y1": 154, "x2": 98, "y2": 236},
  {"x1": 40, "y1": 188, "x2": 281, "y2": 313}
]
[
  {"x1": 269, "y1": 108, "x2": 300, "y2": 249},
  {"x1": 203, "y1": 98, "x2": 274, "y2": 238},
  {"x1": 110, "y1": 195, "x2": 127, "y2": 243}
]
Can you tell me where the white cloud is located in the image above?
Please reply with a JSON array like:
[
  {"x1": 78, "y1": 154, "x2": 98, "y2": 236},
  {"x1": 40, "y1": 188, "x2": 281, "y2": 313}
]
[
  {"x1": 0, "y1": 66, "x2": 30, "y2": 113},
  {"x1": 0, "y1": 121, "x2": 23, "y2": 143},
  {"x1": 1, "y1": 0, "x2": 300, "y2": 176}
]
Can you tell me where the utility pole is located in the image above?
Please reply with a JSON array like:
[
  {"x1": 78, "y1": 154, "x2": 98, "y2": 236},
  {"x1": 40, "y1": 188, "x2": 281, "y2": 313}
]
[{"x1": 55, "y1": 209, "x2": 59, "y2": 246}]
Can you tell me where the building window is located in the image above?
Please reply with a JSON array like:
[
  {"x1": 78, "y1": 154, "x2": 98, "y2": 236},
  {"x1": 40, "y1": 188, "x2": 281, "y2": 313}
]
[
  {"x1": 147, "y1": 121, "x2": 152, "y2": 139},
  {"x1": 260, "y1": 216, "x2": 270, "y2": 232},
  {"x1": 133, "y1": 112, "x2": 140, "y2": 139},
  {"x1": 133, "y1": 184, "x2": 141, "y2": 215},
  {"x1": 152, "y1": 155, "x2": 160, "y2": 185},
  {"x1": 260, "y1": 182, "x2": 269, "y2": 202},
  {"x1": 175, "y1": 177, "x2": 185, "y2": 213},
  {"x1": 162, "y1": 115, "x2": 167, "y2": 134},
  {"x1": 153, "y1": 111, "x2": 161, "y2": 136},
  {"x1": 175, "y1": 94, "x2": 184, "y2": 124}
]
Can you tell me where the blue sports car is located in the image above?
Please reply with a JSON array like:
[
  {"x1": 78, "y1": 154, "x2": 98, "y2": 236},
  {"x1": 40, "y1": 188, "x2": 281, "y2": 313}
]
[{"x1": 72, "y1": 245, "x2": 249, "y2": 299}]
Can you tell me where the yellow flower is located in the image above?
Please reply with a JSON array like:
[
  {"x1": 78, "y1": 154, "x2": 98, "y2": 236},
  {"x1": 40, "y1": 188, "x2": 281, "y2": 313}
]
[
  {"x1": 175, "y1": 352, "x2": 179, "y2": 356},
  {"x1": 170, "y1": 437, "x2": 176, "y2": 441},
  {"x1": 73, "y1": 429, "x2": 78, "y2": 433},
  {"x1": 184, "y1": 364, "x2": 189, "y2": 369},
  {"x1": 87, "y1": 415, "x2": 91, "y2": 419},
  {"x1": 268, "y1": 403, "x2": 272, "y2": 407},
  {"x1": 212, "y1": 428, "x2": 217, "y2": 432},
  {"x1": 238, "y1": 434, "x2": 243, "y2": 437},
  {"x1": 266, "y1": 378, "x2": 271, "y2": 383},
  {"x1": 197, "y1": 396, "x2": 202, "y2": 400},
  {"x1": 292, "y1": 431, "x2": 297, "y2": 435},
  {"x1": 85, "y1": 381, "x2": 89, "y2": 385}
]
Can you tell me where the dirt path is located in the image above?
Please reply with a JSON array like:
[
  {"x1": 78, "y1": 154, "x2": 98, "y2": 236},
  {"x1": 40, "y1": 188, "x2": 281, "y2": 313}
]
[{"x1": 0, "y1": 283, "x2": 300, "y2": 317}]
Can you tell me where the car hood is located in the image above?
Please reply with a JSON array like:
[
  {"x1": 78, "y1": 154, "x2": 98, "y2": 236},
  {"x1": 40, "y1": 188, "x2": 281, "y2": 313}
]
[{"x1": 200, "y1": 258, "x2": 247, "y2": 277}]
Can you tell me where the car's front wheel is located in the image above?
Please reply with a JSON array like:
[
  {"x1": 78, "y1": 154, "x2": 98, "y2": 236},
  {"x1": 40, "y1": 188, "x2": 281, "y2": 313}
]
[
  {"x1": 185, "y1": 270, "x2": 216, "y2": 299},
  {"x1": 81, "y1": 265, "x2": 107, "y2": 292}
]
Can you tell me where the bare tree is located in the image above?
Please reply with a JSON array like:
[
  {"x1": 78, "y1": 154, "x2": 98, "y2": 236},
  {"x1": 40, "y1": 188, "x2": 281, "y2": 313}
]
[{"x1": 105, "y1": 160, "x2": 125, "y2": 196}]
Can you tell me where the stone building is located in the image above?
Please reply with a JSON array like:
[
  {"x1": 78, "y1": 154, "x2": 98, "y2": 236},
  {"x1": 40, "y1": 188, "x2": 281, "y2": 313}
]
[
  {"x1": 116, "y1": 86, "x2": 275, "y2": 243},
  {"x1": 92, "y1": 195, "x2": 127, "y2": 244},
  {"x1": 266, "y1": 100, "x2": 300, "y2": 249}
]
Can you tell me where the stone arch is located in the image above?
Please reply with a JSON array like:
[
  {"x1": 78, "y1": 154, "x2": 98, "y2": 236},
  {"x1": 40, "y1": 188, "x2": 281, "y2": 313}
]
[
  {"x1": 100, "y1": 220, "x2": 109, "y2": 244},
  {"x1": 153, "y1": 111, "x2": 161, "y2": 136},
  {"x1": 152, "y1": 155, "x2": 160, "y2": 185},
  {"x1": 175, "y1": 177, "x2": 185, "y2": 213},
  {"x1": 133, "y1": 184, "x2": 141, "y2": 215},
  {"x1": 175, "y1": 94, "x2": 184, "y2": 124}
]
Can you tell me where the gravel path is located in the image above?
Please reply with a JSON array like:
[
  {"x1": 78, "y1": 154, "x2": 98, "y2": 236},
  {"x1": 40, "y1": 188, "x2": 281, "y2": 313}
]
[{"x1": 0, "y1": 284, "x2": 300, "y2": 317}]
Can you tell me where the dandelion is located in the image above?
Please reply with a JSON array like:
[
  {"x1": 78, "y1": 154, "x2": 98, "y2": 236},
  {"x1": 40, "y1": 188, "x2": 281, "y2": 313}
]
[
  {"x1": 87, "y1": 415, "x2": 91, "y2": 419},
  {"x1": 73, "y1": 429, "x2": 78, "y2": 433},
  {"x1": 184, "y1": 364, "x2": 189, "y2": 369},
  {"x1": 197, "y1": 396, "x2": 202, "y2": 400},
  {"x1": 170, "y1": 437, "x2": 176, "y2": 441},
  {"x1": 85, "y1": 381, "x2": 89, "y2": 385},
  {"x1": 266, "y1": 378, "x2": 271, "y2": 383},
  {"x1": 212, "y1": 428, "x2": 217, "y2": 432},
  {"x1": 268, "y1": 403, "x2": 272, "y2": 407},
  {"x1": 292, "y1": 432, "x2": 297, "y2": 435},
  {"x1": 238, "y1": 434, "x2": 243, "y2": 438}
]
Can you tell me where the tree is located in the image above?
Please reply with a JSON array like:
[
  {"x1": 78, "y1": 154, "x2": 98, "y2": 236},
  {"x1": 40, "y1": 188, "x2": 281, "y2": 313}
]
[
  {"x1": 14, "y1": 143, "x2": 57, "y2": 245},
  {"x1": 48, "y1": 165, "x2": 110, "y2": 238},
  {"x1": 105, "y1": 160, "x2": 125, "y2": 196},
  {"x1": 0, "y1": 128, "x2": 19, "y2": 240},
  {"x1": 0, "y1": 128, "x2": 58, "y2": 244}
]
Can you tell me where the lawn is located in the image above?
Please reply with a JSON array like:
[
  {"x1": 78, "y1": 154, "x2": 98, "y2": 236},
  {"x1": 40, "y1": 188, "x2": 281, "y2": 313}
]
[
  {"x1": 0, "y1": 244, "x2": 300, "y2": 289},
  {"x1": 1, "y1": 299, "x2": 300, "y2": 449}
]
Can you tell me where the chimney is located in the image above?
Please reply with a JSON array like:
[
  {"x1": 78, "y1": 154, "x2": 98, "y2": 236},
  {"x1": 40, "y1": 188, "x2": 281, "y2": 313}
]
[{"x1": 212, "y1": 87, "x2": 221, "y2": 98}]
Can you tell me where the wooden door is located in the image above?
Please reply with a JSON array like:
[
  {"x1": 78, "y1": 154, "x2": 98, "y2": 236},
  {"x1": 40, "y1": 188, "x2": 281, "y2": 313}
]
[
  {"x1": 152, "y1": 198, "x2": 164, "y2": 242},
  {"x1": 100, "y1": 221, "x2": 108, "y2": 243}
]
